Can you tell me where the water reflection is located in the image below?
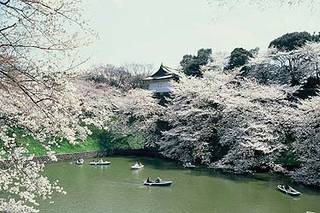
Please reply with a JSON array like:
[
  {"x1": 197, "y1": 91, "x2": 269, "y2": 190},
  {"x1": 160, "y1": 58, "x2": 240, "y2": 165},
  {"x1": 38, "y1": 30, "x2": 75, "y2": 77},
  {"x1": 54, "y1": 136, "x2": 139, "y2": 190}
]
[
  {"x1": 90, "y1": 165, "x2": 110, "y2": 170},
  {"x1": 131, "y1": 168, "x2": 142, "y2": 175}
]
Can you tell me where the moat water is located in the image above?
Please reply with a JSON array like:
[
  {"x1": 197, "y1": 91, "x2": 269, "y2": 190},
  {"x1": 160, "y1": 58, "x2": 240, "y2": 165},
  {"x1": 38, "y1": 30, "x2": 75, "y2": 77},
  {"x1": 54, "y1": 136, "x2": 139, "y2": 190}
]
[{"x1": 40, "y1": 156, "x2": 320, "y2": 213}]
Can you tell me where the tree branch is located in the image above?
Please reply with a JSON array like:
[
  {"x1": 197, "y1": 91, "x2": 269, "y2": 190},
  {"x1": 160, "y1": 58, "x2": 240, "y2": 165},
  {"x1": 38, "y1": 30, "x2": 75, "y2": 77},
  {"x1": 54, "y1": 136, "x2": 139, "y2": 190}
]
[
  {"x1": 0, "y1": 0, "x2": 10, "y2": 5},
  {"x1": 0, "y1": 22, "x2": 16, "y2": 32}
]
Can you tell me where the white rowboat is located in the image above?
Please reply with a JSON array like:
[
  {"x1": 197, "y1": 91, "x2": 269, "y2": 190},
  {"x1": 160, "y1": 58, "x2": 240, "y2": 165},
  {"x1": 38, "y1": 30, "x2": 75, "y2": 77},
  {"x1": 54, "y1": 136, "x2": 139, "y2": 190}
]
[
  {"x1": 277, "y1": 185, "x2": 301, "y2": 196},
  {"x1": 131, "y1": 163, "x2": 144, "y2": 170}
]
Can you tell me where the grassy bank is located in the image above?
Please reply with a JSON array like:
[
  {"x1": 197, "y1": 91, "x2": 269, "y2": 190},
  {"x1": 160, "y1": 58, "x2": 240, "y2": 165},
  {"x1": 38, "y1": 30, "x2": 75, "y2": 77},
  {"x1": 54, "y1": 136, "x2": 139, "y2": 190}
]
[{"x1": 13, "y1": 127, "x2": 145, "y2": 157}]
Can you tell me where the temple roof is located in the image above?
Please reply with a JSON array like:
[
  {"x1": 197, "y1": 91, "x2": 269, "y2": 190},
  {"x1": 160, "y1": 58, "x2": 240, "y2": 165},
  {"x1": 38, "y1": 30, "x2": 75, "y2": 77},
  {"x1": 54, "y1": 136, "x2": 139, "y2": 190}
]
[{"x1": 144, "y1": 64, "x2": 177, "y2": 81}]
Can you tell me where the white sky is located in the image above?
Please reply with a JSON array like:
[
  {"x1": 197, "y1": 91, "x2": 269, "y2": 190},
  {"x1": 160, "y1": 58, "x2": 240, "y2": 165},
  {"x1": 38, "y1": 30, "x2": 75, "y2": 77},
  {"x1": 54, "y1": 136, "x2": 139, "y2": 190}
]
[{"x1": 80, "y1": 0, "x2": 320, "y2": 68}]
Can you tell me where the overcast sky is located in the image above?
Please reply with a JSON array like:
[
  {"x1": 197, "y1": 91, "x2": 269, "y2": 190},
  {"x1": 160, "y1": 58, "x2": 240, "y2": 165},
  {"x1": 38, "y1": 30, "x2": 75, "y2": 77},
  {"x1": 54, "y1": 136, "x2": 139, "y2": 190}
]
[{"x1": 80, "y1": 0, "x2": 320, "y2": 68}]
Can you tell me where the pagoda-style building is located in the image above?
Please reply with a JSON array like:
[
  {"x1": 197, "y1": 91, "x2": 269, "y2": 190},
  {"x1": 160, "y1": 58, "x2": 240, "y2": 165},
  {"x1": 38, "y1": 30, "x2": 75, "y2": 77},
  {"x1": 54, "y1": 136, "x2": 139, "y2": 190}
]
[{"x1": 144, "y1": 64, "x2": 178, "y2": 93}]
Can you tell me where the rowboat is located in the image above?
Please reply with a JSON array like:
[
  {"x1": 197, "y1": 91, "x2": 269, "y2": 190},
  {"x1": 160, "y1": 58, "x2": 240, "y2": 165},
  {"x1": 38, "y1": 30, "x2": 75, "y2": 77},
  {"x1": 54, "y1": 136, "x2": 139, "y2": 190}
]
[
  {"x1": 144, "y1": 180, "x2": 173, "y2": 186},
  {"x1": 277, "y1": 185, "x2": 301, "y2": 196},
  {"x1": 89, "y1": 159, "x2": 111, "y2": 166},
  {"x1": 144, "y1": 177, "x2": 172, "y2": 186},
  {"x1": 131, "y1": 163, "x2": 144, "y2": 170},
  {"x1": 183, "y1": 162, "x2": 196, "y2": 169},
  {"x1": 75, "y1": 159, "x2": 84, "y2": 165}
]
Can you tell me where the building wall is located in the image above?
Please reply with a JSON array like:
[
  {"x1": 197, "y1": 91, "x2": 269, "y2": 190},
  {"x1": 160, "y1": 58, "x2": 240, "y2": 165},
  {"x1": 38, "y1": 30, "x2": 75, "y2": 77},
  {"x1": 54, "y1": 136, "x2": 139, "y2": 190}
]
[{"x1": 148, "y1": 79, "x2": 172, "y2": 93}]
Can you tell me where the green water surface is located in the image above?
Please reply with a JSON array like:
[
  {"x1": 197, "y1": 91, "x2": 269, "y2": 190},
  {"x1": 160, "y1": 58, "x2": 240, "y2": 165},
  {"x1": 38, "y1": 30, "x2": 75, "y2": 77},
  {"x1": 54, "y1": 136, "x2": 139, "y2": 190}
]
[{"x1": 40, "y1": 156, "x2": 320, "y2": 213}]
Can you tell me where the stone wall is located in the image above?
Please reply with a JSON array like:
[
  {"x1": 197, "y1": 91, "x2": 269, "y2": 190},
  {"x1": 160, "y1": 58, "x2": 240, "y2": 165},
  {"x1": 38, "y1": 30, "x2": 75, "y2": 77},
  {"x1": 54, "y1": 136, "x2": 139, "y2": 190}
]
[
  {"x1": 35, "y1": 151, "x2": 109, "y2": 164},
  {"x1": 35, "y1": 149, "x2": 163, "y2": 164}
]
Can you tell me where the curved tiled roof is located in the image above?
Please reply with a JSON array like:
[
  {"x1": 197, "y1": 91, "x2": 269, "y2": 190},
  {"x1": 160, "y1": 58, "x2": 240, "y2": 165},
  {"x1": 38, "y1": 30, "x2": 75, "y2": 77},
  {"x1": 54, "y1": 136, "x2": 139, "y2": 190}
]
[{"x1": 144, "y1": 64, "x2": 178, "y2": 81}]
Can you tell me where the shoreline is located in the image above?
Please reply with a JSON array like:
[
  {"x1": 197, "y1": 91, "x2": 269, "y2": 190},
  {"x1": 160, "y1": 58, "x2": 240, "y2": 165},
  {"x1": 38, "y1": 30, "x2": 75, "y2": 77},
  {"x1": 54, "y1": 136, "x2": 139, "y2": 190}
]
[{"x1": 34, "y1": 149, "x2": 165, "y2": 164}]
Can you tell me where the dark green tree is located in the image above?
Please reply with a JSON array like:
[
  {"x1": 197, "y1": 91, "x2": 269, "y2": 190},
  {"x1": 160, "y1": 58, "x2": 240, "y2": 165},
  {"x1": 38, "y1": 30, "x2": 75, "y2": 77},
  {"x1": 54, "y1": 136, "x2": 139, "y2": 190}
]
[
  {"x1": 269, "y1": 31, "x2": 320, "y2": 51},
  {"x1": 225, "y1": 47, "x2": 254, "y2": 70},
  {"x1": 293, "y1": 76, "x2": 320, "y2": 99},
  {"x1": 180, "y1": 48, "x2": 212, "y2": 77}
]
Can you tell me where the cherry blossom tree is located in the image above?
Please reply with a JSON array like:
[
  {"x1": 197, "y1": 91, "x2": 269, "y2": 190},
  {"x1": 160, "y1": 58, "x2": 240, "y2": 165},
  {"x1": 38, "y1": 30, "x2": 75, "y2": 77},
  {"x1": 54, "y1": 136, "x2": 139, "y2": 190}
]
[
  {"x1": 0, "y1": 0, "x2": 93, "y2": 212},
  {"x1": 156, "y1": 68, "x2": 294, "y2": 172},
  {"x1": 245, "y1": 43, "x2": 320, "y2": 86},
  {"x1": 84, "y1": 63, "x2": 153, "y2": 91},
  {"x1": 75, "y1": 75, "x2": 163, "y2": 150},
  {"x1": 154, "y1": 48, "x2": 320, "y2": 185},
  {"x1": 110, "y1": 88, "x2": 163, "y2": 137},
  {"x1": 291, "y1": 96, "x2": 320, "y2": 186}
]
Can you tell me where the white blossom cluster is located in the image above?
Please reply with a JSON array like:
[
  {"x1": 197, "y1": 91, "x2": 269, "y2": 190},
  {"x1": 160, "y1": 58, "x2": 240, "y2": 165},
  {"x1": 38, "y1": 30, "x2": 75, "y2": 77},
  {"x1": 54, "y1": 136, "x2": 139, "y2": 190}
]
[
  {"x1": 151, "y1": 44, "x2": 320, "y2": 185},
  {"x1": 0, "y1": 74, "x2": 89, "y2": 212},
  {"x1": 291, "y1": 96, "x2": 320, "y2": 186},
  {"x1": 0, "y1": 0, "x2": 92, "y2": 211},
  {"x1": 156, "y1": 70, "x2": 292, "y2": 172},
  {"x1": 75, "y1": 78, "x2": 162, "y2": 136},
  {"x1": 247, "y1": 43, "x2": 320, "y2": 85}
]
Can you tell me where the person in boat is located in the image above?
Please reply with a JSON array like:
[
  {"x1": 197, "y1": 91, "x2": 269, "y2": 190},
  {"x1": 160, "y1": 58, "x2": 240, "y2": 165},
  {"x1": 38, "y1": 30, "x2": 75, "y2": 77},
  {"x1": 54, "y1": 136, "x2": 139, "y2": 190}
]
[
  {"x1": 155, "y1": 177, "x2": 161, "y2": 183},
  {"x1": 146, "y1": 177, "x2": 152, "y2": 183},
  {"x1": 284, "y1": 185, "x2": 290, "y2": 190}
]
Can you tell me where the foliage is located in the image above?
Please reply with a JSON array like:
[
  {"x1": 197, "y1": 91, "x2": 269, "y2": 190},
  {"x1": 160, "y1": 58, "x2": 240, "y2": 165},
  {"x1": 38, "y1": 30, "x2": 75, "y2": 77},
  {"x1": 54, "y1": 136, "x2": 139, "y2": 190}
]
[
  {"x1": 225, "y1": 47, "x2": 256, "y2": 70},
  {"x1": 97, "y1": 131, "x2": 145, "y2": 151},
  {"x1": 269, "y1": 32, "x2": 320, "y2": 51},
  {"x1": 6, "y1": 125, "x2": 145, "y2": 158},
  {"x1": 13, "y1": 130, "x2": 100, "y2": 157},
  {"x1": 244, "y1": 43, "x2": 320, "y2": 86},
  {"x1": 293, "y1": 76, "x2": 320, "y2": 99},
  {"x1": 180, "y1": 48, "x2": 212, "y2": 77}
]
